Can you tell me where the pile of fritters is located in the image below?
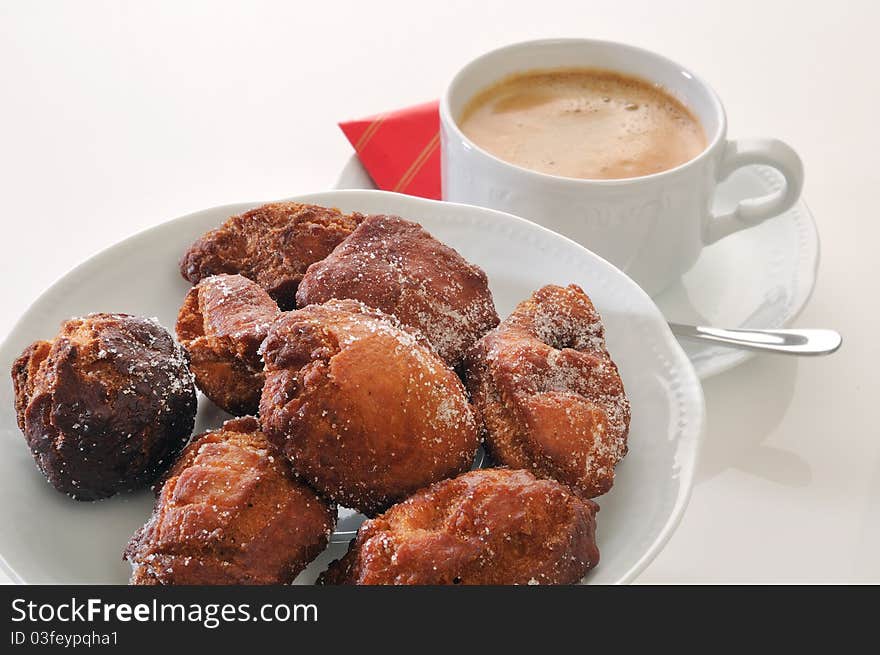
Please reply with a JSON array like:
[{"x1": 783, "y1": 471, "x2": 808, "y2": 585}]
[{"x1": 10, "y1": 200, "x2": 630, "y2": 585}]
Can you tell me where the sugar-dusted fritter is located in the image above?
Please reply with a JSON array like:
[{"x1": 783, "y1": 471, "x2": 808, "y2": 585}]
[
  {"x1": 11, "y1": 313, "x2": 197, "y2": 500},
  {"x1": 125, "y1": 416, "x2": 334, "y2": 585},
  {"x1": 296, "y1": 214, "x2": 499, "y2": 368},
  {"x1": 319, "y1": 468, "x2": 600, "y2": 585},
  {"x1": 259, "y1": 299, "x2": 480, "y2": 516},
  {"x1": 180, "y1": 202, "x2": 364, "y2": 310},
  {"x1": 464, "y1": 285, "x2": 630, "y2": 498},
  {"x1": 176, "y1": 274, "x2": 280, "y2": 415}
]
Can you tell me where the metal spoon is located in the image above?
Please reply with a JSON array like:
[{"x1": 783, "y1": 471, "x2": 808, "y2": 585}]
[{"x1": 669, "y1": 324, "x2": 842, "y2": 355}]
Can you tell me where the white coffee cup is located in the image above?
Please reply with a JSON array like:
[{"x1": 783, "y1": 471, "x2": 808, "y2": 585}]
[{"x1": 440, "y1": 39, "x2": 804, "y2": 296}]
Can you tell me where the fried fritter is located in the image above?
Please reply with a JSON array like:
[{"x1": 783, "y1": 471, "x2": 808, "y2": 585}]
[
  {"x1": 11, "y1": 313, "x2": 197, "y2": 500},
  {"x1": 180, "y1": 202, "x2": 364, "y2": 310},
  {"x1": 296, "y1": 214, "x2": 499, "y2": 368},
  {"x1": 259, "y1": 299, "x2": 480, "y2": 516},
  {"x1": 464, "y1": 285, "x2": 630, "y2": 498},
  {"x1": 319, "y1": 468, "x2": 600, "y2": 585},
  {"x1": 176, "y1": 274, "x2": 280, "y2": 415},
  {"x1": 125, "y1": 416, "x2": 334, "y2": 585}
]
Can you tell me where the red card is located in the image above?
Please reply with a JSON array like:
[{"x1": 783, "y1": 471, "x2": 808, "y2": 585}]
[{"x1": 339, "y1": 100, "x2": 441, "y2": 200}]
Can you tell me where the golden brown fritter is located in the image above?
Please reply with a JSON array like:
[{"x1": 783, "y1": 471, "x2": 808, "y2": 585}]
[
  {"x1": 176, "y1": 274, "x2": 280, "y2": 415},
  {"x1": 125, "y1": 416, "x2": 334, "y2": 585},
  {"x1": 320, "y1": 468, "x2": 600, "y2": 585},
  {"x1": 11, "y1": 313, "x2": 197, "y2": 500},
  {"x1": 464, "y1": 285, "x2": 630, "y2": 499},
  {"x1": 296, "y1": 214, "x2": 499, "y2": 368},
  {"x1": 259, "y1": 299, "x2": 480, "y2": 516},
  {"x1": 180, "y1": 202, "x2": 364, "y2": 310}
]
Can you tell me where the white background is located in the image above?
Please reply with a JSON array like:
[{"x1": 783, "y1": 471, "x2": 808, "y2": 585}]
[{"x1": 1, "y1": 0, "x2": 878, "y2": 583}]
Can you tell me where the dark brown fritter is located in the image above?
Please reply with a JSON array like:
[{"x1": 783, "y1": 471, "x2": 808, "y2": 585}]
[
  {"x1": 176, "y1": 274, "x2": 281, "y2": 415},
  {"x1": 296, "y1": 214, "x2": 499, "y2": 368},
  {"x1": 180, "y1": 202, "x2": 364, "y2": 310},
  {"x1": 464, "y1": 285, "x2": 630, "y2": 499},
  {"x1": 319, "y1": 468, "x2": 600, "y2": 585},
  {"x1": 11, "y1": 313, "x2": 197, "y2": 501},
  {"x1": 125, "y1": 416, "x2": 334, "y2": 585},
  {"x1": 259, "y1": 299, "x2": 480, "y2": 516}
]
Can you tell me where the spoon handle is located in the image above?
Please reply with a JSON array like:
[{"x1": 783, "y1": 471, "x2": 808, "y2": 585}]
[{"x1": 668, "y1": 324, "x2": 842, "y2": 356}]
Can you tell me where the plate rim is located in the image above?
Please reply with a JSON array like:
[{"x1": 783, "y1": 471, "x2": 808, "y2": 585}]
[
  {"x1": 335, "y1": 154, "x2": 822, "y2": 380},
  {"x1": 0, "y1": 188, "x2": 705, "y2": 585}
]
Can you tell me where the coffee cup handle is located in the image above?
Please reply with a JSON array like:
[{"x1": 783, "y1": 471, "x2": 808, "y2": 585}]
[{"x1": 702, "y1": 138, "x2": 804, "y2": 244}]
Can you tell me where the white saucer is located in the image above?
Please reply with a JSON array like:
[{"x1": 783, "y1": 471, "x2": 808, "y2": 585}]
[{"x1": 336, "y1": 156, "x2": 820, "y2": 379}]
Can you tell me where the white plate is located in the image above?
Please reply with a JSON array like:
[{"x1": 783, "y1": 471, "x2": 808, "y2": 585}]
[
  {"x1": 336, "y1": 156, "x2": 820, "y2": 379},
  {"x1": 0, "y1": 189, "x2": 704, "y2": 585}
]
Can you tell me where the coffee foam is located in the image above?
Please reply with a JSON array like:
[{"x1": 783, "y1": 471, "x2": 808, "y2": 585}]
[{"x1": 458, "y1": 68, "x2": 707, "y2": 180}]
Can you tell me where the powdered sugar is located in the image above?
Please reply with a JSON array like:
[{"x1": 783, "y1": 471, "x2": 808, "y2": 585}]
[
  {"x1": 466, "y1": 285, "x2": 631, "y2": 497},
  {"x1": 297, "y1": 214, "x2": 499, "y2": 367}
]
